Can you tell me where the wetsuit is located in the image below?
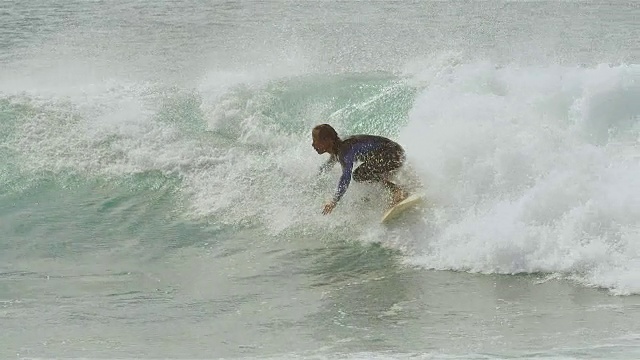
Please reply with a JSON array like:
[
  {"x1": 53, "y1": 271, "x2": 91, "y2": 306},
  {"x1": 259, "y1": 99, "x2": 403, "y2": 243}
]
[{"x1": 321, "y1": 135, "x2": 405, "y2": 202}]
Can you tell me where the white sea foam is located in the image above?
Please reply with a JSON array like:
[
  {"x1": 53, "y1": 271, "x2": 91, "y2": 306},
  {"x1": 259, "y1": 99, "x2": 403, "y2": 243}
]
[
  {"x1": 3, "y1": 44, "x2": 639, "y2": 294},
  {"x1": 401, "y1": 61, "x2": 640, "y2": 294}
]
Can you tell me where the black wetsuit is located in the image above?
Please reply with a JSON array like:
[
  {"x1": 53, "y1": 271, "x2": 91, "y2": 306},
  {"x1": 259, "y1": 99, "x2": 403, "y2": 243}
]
[{"x1": 321, "y1": 135, "x2": 405, "y2": 202}]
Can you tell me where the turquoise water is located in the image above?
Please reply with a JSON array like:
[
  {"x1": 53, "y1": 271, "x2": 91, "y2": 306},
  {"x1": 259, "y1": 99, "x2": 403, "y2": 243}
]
[{"x1": 1, "y1": 2, "x2": 640, "y2": 358}]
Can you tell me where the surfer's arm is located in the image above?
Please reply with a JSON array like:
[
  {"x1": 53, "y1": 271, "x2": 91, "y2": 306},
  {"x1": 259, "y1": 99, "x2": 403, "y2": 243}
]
[
  {"x1": 332, "y1": 154, "x2": 354, "y2": 203},
  {"x1": 333, "y1": 168, "x2": 352, "y2": 202},
  {"x1": 330, "y1": 141, "x2": 381, "y2": 202},
  {"x1": 322, "y1": 166, "x2": 351, "y2": 215}
]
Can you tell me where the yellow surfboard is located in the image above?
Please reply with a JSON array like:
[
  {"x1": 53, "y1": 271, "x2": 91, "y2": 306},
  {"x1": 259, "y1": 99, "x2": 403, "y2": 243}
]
[{"x1": 381, "y1": 193, "x2": 425, "y2": 223}]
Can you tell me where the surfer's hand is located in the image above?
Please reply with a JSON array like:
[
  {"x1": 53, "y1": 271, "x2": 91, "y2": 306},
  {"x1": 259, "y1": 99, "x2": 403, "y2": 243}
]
[{"x1": 322, "y1": 201, "x2": 336, "y2": 215}]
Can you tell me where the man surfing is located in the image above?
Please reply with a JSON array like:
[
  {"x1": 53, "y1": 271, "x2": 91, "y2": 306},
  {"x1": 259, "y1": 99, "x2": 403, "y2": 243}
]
[{"x1": 312, "y1": 124, "x2": 408, "y2": 215}]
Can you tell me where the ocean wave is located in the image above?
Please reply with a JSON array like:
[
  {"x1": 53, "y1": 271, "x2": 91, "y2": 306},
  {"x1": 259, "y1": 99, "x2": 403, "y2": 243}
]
[
  {"x1": 2, "y1": 57, "x2": 639, "y2": 294},
  {"x1": 402, "y1": 60, "x2": 640, "y2": 295}
]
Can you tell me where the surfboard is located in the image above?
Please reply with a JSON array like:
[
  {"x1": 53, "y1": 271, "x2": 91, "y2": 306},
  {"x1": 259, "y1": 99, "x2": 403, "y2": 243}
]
[{"x1": 381, "y1": 193, "x2": 425, "y2": 223}]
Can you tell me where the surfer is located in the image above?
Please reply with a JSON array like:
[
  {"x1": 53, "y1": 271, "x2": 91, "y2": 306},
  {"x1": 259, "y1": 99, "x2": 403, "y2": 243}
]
[{"x1": 312, "y1": 124, "x2": 408, "y2": 215}]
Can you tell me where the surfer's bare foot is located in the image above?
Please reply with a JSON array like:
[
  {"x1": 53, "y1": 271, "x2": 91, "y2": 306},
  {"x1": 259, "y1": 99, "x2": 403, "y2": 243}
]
[{"x1": 390, "y1": 188, "x2": 408, "y2": 207}]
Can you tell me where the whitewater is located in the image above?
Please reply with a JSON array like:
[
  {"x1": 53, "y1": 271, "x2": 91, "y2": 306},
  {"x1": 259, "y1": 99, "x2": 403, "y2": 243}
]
[{"x1": 1, "y1": 1, "x2": 639, "y2": 359}]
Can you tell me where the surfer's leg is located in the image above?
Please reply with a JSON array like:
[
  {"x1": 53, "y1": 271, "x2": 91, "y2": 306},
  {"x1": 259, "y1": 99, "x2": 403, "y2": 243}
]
[
  {"x1": 354, "y1": 164, "x2": 407, "y2": 206},
  {"x1": 382, "y1": 176, "x2": 408, "y2": 205},
  {"x1": 353, "y1": 144, "x2": 408, "y2": 205}
]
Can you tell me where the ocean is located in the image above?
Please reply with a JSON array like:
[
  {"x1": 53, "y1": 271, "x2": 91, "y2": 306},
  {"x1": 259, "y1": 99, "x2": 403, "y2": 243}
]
[{"x1": 1, "y1": 1, "x2": 639, "y2": 359}]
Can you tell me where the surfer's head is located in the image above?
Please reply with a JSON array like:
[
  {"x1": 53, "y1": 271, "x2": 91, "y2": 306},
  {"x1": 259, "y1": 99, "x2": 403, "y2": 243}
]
[{"x1": 312, "y1": 124, "x2": 340, "y2": 154}]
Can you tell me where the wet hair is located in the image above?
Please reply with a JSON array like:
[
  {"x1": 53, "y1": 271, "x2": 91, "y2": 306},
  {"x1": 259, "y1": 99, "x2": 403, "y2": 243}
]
[{"x1": 313, "y1": 124, "x2": 339, "y2": 142}]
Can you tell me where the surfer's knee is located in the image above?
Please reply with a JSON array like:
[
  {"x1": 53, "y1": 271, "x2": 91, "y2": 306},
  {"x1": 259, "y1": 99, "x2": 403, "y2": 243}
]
[
  {"x1": 353, "y1": 166, "x2": 368, "y2": 182},
  {"x1": 353, "y1": 165, "x2": 381, "y2": 183}
]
